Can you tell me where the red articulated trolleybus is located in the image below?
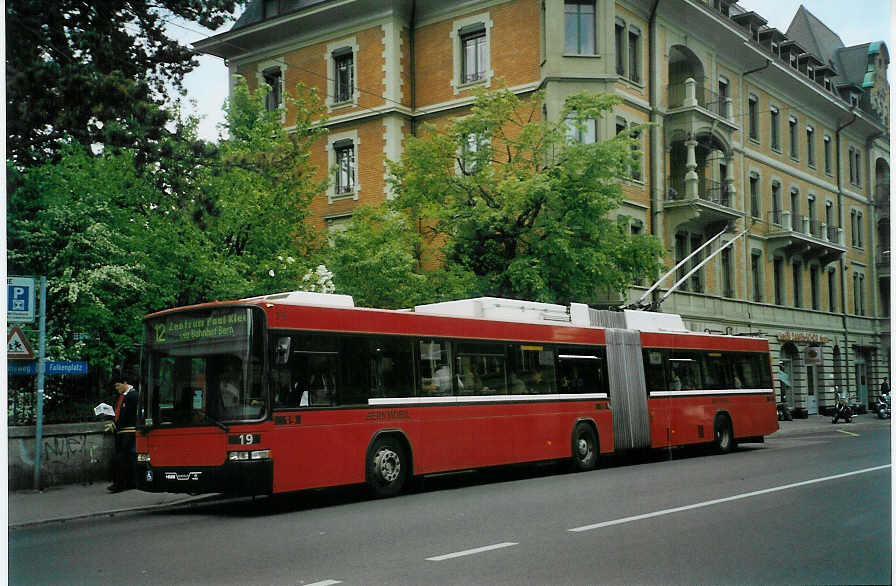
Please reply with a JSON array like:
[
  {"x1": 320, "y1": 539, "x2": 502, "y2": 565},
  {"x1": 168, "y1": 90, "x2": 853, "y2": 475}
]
[{"x1": 135, "y1": 293, "x2": 778, "y2": 497}]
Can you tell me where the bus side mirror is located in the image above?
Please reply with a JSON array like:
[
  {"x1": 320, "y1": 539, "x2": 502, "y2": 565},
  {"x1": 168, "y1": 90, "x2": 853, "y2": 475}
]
[{"x1": 275, "y1": 337, "x2": 291, "y2": 365}]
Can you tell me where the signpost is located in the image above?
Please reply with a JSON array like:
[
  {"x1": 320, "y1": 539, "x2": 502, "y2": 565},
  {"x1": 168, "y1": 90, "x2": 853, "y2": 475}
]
[{"x1": 7, "y1": 276, "x2": 36, "y2": 323}]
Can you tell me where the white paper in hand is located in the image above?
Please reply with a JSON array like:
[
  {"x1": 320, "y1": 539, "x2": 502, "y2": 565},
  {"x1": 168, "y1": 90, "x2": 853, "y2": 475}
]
[{"x1": 94, "y1": 403, "x2": 115, "y2": 417}]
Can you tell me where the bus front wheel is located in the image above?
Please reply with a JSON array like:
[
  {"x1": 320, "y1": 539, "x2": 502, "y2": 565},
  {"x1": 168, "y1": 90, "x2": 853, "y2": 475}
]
[
  {"x1": 571, "y1": 422, "x2": 598, "y2": 471},
  {"x1": 366, "y1": 436, "x2": 408, "y2": 498}
]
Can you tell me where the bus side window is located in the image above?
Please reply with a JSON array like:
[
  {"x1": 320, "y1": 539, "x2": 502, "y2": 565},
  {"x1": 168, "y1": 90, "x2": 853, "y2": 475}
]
[
  {"x1": 703, "y1": 352, "x2": 730, "y2": 390},
  {"x1": 419, "y1": 339, "x2": 453, "y2": 396},
  {"x1": 456, "y1": 342, "x2": 506, "y2": 395},
  {"x1": 557, "y1": 347, "x2": 607, "y2": 395},
  {"x1": 368, "y1": 336, "x2": 416, "y2": 399},
  {"x1": 507, "y1": 344, "x2": 555, "y2": 395},
  {"x1": 669, "y1": 353, "x2": 701, "y2": 391},
  {"x1": 643, "y1": 349, "x2": 666, "y2": 393}
]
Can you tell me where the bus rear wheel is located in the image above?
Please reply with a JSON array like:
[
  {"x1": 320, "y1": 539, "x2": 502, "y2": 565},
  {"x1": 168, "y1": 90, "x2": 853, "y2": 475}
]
[
  {"x1": 714, "y1": 416, "x2": 736, "y2": 454},
  {"x1": 571, "y1": 422, "x2": 598, "y2": 471},
  {"x1": 366, "y1": 436, "x2": 408, "y2": 498}
]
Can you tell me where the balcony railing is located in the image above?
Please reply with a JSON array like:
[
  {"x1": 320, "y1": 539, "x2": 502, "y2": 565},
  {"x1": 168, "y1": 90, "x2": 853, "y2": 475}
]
[
  {"x1": 667, "y1": 176, "x2": 732, "y2": 207},
  {"x1": 767, "y1": 211, "x2": 844, "y2": 245},
  {"x1": 667, "y1": 80, "x2": 731, "y2": 119}
]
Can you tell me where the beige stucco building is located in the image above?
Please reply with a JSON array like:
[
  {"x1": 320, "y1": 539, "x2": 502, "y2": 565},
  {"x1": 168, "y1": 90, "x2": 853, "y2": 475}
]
[{"x1": 196, "y1": 0, "x2": 890, "y2": 415}]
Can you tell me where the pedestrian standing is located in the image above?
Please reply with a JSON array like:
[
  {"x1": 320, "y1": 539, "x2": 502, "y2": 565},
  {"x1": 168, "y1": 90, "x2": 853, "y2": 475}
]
[
  {"x1": 881, "y1": 376, "x2": 890, "y2": 396},
  {"x1": 105, "y1": 368, "x2": 138, "y2": 493}
]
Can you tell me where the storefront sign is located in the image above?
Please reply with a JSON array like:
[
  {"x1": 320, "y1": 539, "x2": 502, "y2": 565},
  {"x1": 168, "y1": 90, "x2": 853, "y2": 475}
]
[{"x1": 778, "y1": 332, "x2": 831, "y2": 344}]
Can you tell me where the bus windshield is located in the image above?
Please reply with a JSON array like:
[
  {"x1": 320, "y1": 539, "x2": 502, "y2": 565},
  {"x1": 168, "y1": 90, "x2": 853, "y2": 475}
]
[{"x1": 142, "y1": 307, "x2": 266, "y2": 427}]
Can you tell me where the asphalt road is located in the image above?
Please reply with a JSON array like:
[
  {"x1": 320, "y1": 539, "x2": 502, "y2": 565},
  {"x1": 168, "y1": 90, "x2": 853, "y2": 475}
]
[{"x1": 10, "y1": 422, "x2": 891, "y2": 585}]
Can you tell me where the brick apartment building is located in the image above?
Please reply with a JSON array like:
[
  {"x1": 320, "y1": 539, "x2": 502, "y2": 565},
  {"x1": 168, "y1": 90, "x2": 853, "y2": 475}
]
[{"x1": 196, "y1": 0, "x2": 890, "y2": 415}]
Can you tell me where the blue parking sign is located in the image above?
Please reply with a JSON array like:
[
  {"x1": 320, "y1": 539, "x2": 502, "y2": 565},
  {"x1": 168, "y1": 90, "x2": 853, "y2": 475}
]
[{"x1": 8, "y1": 277, "x2": 36, "y2": 323}]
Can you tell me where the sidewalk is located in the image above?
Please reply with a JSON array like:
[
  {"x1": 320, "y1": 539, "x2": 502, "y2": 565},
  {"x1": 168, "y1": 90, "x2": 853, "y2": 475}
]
[
  {"x1": 9, "y1": 483, "x2": 212, "y2": 529},
  {"x1": 8, "y1": 414, "x2": 888, "y2": 529}
]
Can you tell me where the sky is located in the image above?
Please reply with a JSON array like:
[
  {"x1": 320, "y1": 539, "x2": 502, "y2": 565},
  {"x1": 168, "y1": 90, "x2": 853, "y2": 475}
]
[{"x1": 174, "y1": 0, "x2": 894, "y2": 141}]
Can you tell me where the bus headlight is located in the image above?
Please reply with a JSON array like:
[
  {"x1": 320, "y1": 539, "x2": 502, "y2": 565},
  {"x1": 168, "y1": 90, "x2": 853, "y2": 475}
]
[
  {"x1": 228, "y1": 450, "x2": 270, "y2": 461},
  {"x1": 137, "y1": 453, "x2": 151, "y2": 463}
]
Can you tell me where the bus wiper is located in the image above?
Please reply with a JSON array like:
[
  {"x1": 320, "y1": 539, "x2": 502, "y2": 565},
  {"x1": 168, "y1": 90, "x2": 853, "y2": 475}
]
[{"x1": 196, "y1": 410, "x2": 229, "y2": 432}]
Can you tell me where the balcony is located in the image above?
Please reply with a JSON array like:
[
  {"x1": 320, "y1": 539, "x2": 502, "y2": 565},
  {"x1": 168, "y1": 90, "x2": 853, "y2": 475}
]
[
  {"x1": 664, "y1": 175, "x2": 742, "y2": 232},
  {"x1": 766, "y1": 211, "x2": 846, "y2": 264},
  {"x1": 877, "y1": 247, "x2": 890, "y2": 278},
  {"x1": 666, "y1": 78, "x2": 738, "y2": 135}
]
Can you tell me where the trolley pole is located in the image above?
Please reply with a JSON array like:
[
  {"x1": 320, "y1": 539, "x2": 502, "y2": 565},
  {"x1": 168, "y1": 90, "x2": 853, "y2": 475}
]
[{"x1": 33, "y1": 276, "x2": 47, "y2": 490}]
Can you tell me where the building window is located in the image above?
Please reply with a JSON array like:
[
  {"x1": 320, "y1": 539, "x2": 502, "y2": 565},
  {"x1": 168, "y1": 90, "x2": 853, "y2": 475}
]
[
  {"x1": 856, "y1": 212, "x2": 864, "y2": 248},
  {"x1": 790, "y1": 188, "x2": 800, "y2": 226},
  {"x1": 859, "y1": 273, "x2": 866, "y2": 315},
  {"x1": 718, "y1": 77, "x2": 729, "y2": 118},
  {"x1": 773, "y1": 257, "x2": 784, "y2": 305},
  {"x1": 770, "y1": 107, "x2": 780, "y2": 151},
  {"x1": 629, "y1": 122, "x2": 642, "y2": 180},
  {"x1": 771, "y1": 181, "x2": 781, "y2": 224},
  {"x1": 848, "y1": 147, "x2": 862, "y2": 186},
  {"x1": 614, "y1": 18, "x2": 625, "y2": 75},
  {"x1": 460, "y1": 132, "x2": 488, "y2": 175},
  {"x1": 334, "y1": 140, "x2": 355, "y2": 195},
  {"x1": 751, "y1": 251, "x2": 763, "y2": 302},
  {"x1": 452, "y1": 15, "x2": 492, "y2": 93},
  {"x1": 823, "y1": 135, "x2": 832, "y2": 174},
  {"x1": 749, "y1": 173, "x2": 760, "y2": 219},
  {"x1": 628, "y1": 26, "x2": 641, "y2": 83},
  {"x1": 565, "y1": 113, "x2": 596, "y2": 144},
  {"x1": 828, "y1": 268, "x2": 837, "y2": 312},
  {"x1": 690, "y1": 234, "x2": 704, "y2": 293},
  {"x1": 675, "y1": 232, "x2": 688, "y2": 291},
  {"x1": 262, "y1": 66, "x2": 283, "y2": 112},
  {"x1": 333, "y1": 49, "x2": 354, "y2": 103},
  {"x1": 789, "y1": 116, "x2": 798, "y2": 160},
  {"x1": 721, "y1": 247, "x2": 733, "y2": 297},
  {"x1": 806, "y1": 126, "x2": 815, "y2": 167},
  {"x1": 792, "y1": 261, "x2": 802, "y2": 308},
  {"x1": 564, "y1": 0, "x2": 595, "y2": 55},
  {"x1": 748, "y1": 95, "x2": 759, "y2": 141},
  {"x1": 326, "y1": 38, "x2": 358, "y2": 109},
  {"x1": 460, "y1": 24, "x2": 488, "y2": 84},
  {"x1": 807, "y1": 195, "x2": 817, "y2": 233},
  {"x1": 810, "y1": 265, "x2": 819, "y2": 310}
]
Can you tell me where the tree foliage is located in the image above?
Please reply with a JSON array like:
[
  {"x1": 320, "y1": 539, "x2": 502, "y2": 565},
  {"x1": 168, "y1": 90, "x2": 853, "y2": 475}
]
[
  {"x1": 6, "y1": 0, "x2": 238, "y2": 167},
  {"x1": 7, "y1": 78, "x2": 328, "y2": 419},
  {"x1": 383, "y1": 87, "x2": 663, "y2": 304}
]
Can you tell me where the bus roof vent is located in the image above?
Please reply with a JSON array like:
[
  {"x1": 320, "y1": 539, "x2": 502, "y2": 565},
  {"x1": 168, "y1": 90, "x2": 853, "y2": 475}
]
[
  {"x1": 246, "y1": 291, "x2": 355, "y2": 308},
  {"x1": 413, "y1": 297, "x2": 573, "y2": 325},
  {"x1": 622, "y1": 309, "x2": 689, "y2": 332}
]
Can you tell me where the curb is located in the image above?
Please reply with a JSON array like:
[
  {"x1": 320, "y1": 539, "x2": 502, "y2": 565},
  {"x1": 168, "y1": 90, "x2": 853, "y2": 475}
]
[{"x1": 8, "y1": 494, "x2": 226, "y2": 531}]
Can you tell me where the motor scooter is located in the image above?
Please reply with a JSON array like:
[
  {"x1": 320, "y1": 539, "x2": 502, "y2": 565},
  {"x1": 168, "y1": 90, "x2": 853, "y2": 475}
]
[
  {"x1": 777, "y1": 390, "x2": 793, "y2": 421},
  {"x1": 832, "y1": 389, "x2": 852, "y2": 424},
  {"x1": 876, "y1": 393, "x2": 890, "y2": 419}
]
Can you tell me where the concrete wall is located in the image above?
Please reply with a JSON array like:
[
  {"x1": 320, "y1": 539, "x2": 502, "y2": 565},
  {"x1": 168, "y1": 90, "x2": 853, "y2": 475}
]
[{"x1": 9, "y1": 422, "x2": 113, "y2": 491}]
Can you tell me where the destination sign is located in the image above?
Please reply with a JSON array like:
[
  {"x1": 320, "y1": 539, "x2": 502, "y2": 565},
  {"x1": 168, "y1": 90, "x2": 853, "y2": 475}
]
[{"x1": 150, "y1": 309, "x2": 249, "y2": 346}]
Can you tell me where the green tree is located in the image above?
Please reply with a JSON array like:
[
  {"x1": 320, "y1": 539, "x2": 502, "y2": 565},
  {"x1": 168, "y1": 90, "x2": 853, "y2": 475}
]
[
  {"x1": 326, "y1": 205, "x2": 477, "y2": 309},
  {"x1": 6, "y1": 78, "x2": 328, "y2": 422},
  {"x1": 385, "y1": 87, "x2": 663, "y2": 304},
  {"x1": 6, "y1": 0, "x2": 238, "y2": 167}
]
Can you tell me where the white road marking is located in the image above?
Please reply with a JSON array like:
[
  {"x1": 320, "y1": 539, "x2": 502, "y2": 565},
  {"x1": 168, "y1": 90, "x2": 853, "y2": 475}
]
[
  {"x1": 836, "y1": 429, "x2": 860, "y2": 437},
  {"x1": 427, "y1": 542, "x2": 519, "y2": 561},
  {"x1": 568, "y1": 465, "x2": 891, "y2": 533},
  {"x1": 304, "y1": 580, "x2": 341, "y2": 586}
]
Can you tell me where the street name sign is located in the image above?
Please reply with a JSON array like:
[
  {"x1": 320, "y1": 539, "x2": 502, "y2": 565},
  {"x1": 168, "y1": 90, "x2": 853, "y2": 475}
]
[
  {"x1": 8, "y1": 276, "x2": 36, "y2": 323},
  {"x1": 7, "y1": 361, "x2": 88, "y2": 375}
]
